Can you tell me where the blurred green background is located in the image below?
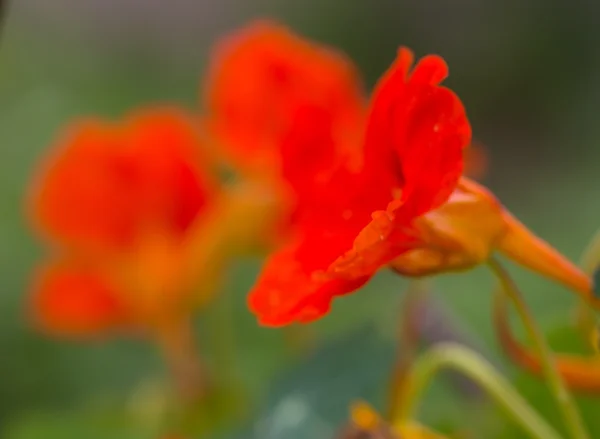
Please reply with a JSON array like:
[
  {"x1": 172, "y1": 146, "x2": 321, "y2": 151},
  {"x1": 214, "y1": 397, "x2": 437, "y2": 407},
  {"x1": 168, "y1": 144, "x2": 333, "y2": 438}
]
[{"x1": 1, "y1": 0, "x2": 600, "y2": 437}]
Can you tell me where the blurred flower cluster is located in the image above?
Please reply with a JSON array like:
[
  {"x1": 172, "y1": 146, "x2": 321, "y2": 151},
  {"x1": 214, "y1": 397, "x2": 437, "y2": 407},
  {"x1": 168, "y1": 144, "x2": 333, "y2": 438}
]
[{"x1": 24, "y1": 18, "x2": 600, "y2": 439}]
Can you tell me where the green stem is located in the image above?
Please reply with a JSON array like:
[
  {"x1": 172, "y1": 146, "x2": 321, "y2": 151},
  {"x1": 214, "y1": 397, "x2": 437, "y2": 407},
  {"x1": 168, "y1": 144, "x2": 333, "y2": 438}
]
[
  {"x1": 574, "y1": 229, "x2": 600, "y2": 335},
  {"x1": 580, "y1": 228, "x2": 600, "y2": 274},
  {"x1": 156, "y1": 317, "x2": 207, "y2": 404},
  {"x1": 488, "y1": 257, "x2": 589, "y2": 439},
  {"x1": 392, "y1": 342, "x2": 563, "y2": 439},
  {"x1": 210, "y1": 284, "x2": 236, "y2": 382}
]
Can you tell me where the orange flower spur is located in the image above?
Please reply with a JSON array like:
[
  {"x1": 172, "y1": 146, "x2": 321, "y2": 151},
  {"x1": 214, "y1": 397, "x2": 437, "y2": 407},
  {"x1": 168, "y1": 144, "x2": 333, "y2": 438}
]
[
  {"x1": 341, "y1": 176, "x2": 592, "y2": 298},
  {"x1": 206, "y1": 21, "x2": 593, "y2": 327},
  {"x1": 27, "y1": 108, "x2": 219, "y2": 337}
]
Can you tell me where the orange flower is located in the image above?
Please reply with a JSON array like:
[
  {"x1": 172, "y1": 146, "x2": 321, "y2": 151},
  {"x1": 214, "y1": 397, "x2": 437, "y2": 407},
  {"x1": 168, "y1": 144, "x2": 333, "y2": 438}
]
[
  {"x1": 205, "y1": 22, "x2": 471, "y2": 326},
  {"x1": 27, "y1": 108, "x2": 219, "y2": 336}
]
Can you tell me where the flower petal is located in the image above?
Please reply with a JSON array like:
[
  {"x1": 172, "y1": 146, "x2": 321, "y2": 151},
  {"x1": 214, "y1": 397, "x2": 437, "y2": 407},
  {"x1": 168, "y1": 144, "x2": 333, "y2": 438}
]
[
  {"x1": 28, "y1": 108, "x2": 214, "y2": 255},
  {"x1": 330, "y1": 49, "x2": 471, "y2": 279},
  {"x1": 248, "y1": 245, "x2": 370, "y2": 326},
  {"x1": 29, "y1": 261, "x2": 128, "y2": 337},
  {"x1": 204, "y1": 20, "x2": 365, "y2": 176}
]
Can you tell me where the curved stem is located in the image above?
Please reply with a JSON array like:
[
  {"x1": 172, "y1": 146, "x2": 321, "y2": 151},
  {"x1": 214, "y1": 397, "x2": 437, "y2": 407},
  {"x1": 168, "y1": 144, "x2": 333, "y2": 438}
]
[
  {"x1": 392, "y1": 342, "x2": 563, "y2": 439},
  {"x1": 580, "y1": 228, "x2": 600, "y2": 275},
  {"x1": 574, "y1": 229, "x2": 600, "y2": 335},
  {"x1": 488, "y1": 258, "x2": 590, "y2": 439}
]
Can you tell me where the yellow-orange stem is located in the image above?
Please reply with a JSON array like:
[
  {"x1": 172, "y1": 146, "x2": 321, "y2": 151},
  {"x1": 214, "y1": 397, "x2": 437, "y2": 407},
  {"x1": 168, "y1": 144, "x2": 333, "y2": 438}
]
[{"x1": 180, "y1": 181, "x2": 285, "y2": 300}]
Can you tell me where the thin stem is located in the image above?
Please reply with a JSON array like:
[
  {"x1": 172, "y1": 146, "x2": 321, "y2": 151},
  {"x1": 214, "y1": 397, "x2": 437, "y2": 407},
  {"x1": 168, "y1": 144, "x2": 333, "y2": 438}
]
[
  {"x1": 574, "y1": 229, "x2": 600, "y2": 335},
  {"x1": 488, "y1": 257, "x2": 589, "y2": 439},
  {"x1": 208, "y1": 283, "x2": 237, "y2": 389},
  {"x1": 393, "y1": 342, "x2": 563, "y2": 439},
  {"x1": 580, "y1": 228, "x2": 600, "y2": 275},
  {"x1": 387, "y1": 280, "x2": 429, "y2": 420},
  {"x1": 156, "y1": 317, "x2": 207, "y2": 404}
]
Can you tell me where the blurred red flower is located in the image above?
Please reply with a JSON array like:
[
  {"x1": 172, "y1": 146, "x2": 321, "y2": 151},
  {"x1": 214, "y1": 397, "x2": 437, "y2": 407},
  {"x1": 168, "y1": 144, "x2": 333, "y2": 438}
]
[
  {"x1": 204, "y1": 20, "x2": 365, "y2": 178},
  {"x1": 31, "y1": 261, "x2": 127, "y2": 336},
  {"x1": 204, "y1": 22, "x2": 471, "y2": 326},
  {"x1": 27, "y1": 108, "x2": 218, "y2": 336}
]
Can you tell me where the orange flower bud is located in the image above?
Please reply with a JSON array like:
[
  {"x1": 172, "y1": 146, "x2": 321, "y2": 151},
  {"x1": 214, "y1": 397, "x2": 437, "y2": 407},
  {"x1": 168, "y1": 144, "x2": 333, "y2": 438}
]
[
  {"x1": 385, "y1": 177, "x2": 591, "y2": 300},
  {"x1": 389, "y1": 178, "x2": 504, "y2": 276},
  {"x1": 213, "y1": 21, "x2": 587, "y2": 326}
]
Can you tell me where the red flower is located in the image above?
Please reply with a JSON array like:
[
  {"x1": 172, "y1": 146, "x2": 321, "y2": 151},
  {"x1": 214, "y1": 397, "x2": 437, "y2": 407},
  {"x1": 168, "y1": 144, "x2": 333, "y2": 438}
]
[
  {"x1": 329, "y1": 48, "x2": 471, "y2": 279},
  {"x1": 204, "y1": 20, "x2": 365, "y2": 179},
  {"x1": 205, "y1": 22, "x2": 471, "y2": 326},
  {"x1": 30, "y1": 109, "x2": 212, "y2": 256},
  {"x1": 28, "y1": 108, "x2": 218, "y2": 336},
  {"x1": 29, "y1": 261, "x2": 128, "y2": 337}
]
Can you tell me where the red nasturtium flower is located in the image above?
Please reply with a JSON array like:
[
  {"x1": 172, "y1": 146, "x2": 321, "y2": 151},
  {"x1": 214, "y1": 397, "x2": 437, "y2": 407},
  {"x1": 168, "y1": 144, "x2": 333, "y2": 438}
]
[
  {"x1": 341, "y1": 177, "x2": 592, "y2": 296},
  {"x1": 204, "y1": 21, "x2": 365, "y2": 178},
  {"x1": 205, "y1": 21, "x2": 593, "y2": 326},
  {"x1": 27, "y1": 108, "x2": 219, "y2": 337},
  {"x1": 205, "y1": 21, "x2": 470, "y2": 326}
]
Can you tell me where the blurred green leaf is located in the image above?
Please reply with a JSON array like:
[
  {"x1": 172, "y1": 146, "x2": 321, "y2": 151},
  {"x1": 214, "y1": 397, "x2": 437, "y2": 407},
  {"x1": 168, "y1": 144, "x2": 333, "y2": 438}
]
[
  {"x1": 3, "y1": 411, "x2": 156, "y2": 439},
  {"x1": 222, "y1": 322, "x2": 496, "y2": 439}
]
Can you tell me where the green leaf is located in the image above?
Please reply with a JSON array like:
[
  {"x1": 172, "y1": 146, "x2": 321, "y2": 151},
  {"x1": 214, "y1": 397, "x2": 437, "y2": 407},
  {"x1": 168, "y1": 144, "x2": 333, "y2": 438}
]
[{"x1": 224, "y1": 320, "x2": 494, "y2": 439}]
